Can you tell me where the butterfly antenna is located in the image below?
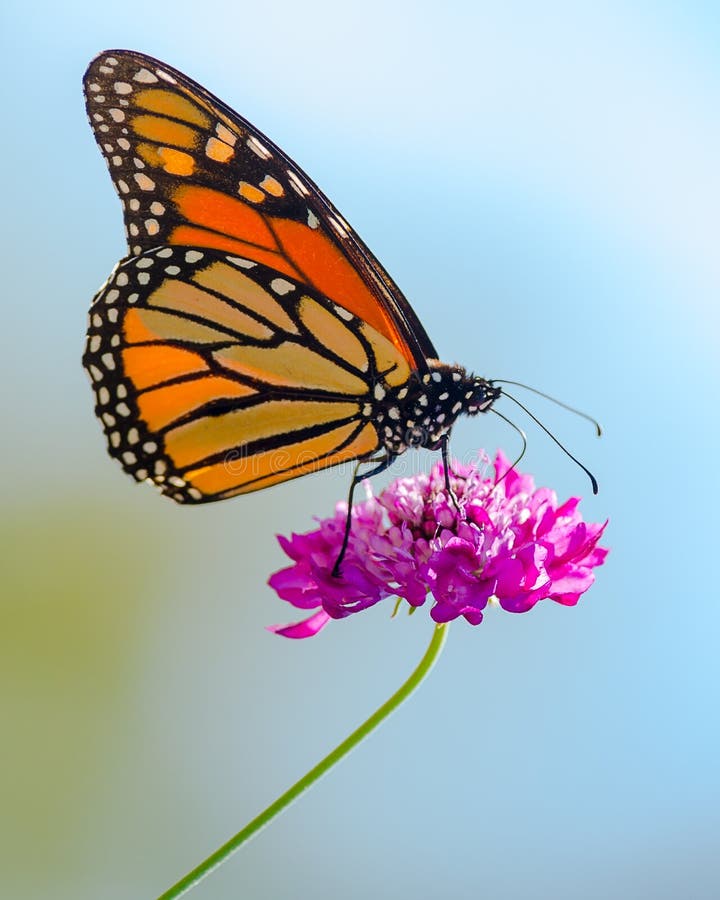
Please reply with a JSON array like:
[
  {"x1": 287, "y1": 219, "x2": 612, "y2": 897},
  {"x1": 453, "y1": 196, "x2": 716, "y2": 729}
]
[
  {"x1": 493, "y1": 380, "x2": 602, "y2": 436},
  {"x1": 499, "y1": 390, "x2": 599, "y2": 494},
  {"x1": 489, "y1": 408, "x2": 527, "y2": 489}
]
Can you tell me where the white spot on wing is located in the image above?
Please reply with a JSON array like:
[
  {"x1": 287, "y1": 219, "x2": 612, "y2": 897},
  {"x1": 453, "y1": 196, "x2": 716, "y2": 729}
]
[
  {"x1": 134, "y1": 173, "x2": 155, "y2": 191},
  {"x1": 216, "y1": 124, "x2": 237, "y2": 145},
  {"x1": 270, "y1": 278, "x2": 295, "y2": 295},
  {"x1": 287, "y1": 171, "x2": 309, "y2": 197},
  {"x1": 225, "y1": 256, "x2": 256, "y2": 268},
  {"x1": 334, "y1": 305, "x2": 353, "y2": 321},
  {"x1": 134, "y1": 68, "x2": 159, "y2": 84},
  {"x1": 327, "y1": 215, "x2": 348, "y2": 238},
  {"x1": 247, "y1": 135, "x2": 271, "y2": 159}
]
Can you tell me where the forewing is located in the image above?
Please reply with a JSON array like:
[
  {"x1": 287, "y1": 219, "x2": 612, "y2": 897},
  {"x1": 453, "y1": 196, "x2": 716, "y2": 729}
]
[{"x1": 83, "y1": 50, "x2": 437, "y2": 370}]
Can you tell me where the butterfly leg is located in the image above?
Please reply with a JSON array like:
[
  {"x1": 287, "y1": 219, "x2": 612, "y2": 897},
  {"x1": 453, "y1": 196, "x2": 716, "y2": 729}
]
[
  {"x1": 332, "y1": 453, "x2": 397, "y2": 578},
  {"x1": 440, "y1": 434, "x2": 461, "y2": 514}
]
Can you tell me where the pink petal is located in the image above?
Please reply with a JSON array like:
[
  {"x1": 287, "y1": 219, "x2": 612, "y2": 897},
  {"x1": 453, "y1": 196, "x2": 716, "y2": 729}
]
[{"x1": 268, "y1": 610, "x2": 332, "y2": 639}]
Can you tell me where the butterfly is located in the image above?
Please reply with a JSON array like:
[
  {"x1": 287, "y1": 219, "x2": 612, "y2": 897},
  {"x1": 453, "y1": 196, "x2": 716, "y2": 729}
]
[{"x1": 82, "y1": 50, "x2": 501, "y2": 558}]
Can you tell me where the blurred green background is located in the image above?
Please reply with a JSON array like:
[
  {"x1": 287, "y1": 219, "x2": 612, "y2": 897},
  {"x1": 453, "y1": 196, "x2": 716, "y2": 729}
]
[{"x1": 2, "y1": 2, "x2": 718, "y2": 897}]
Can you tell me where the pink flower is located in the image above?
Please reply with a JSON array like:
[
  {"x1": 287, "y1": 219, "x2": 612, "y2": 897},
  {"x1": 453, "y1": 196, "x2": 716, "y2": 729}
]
[{"x1": 268, "y1": 452, "x2": 608, "y2": 638}]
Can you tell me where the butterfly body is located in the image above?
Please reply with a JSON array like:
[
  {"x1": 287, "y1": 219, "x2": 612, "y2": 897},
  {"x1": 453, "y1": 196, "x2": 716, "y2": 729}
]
[{"x1": 83, "y1": 51, "x2": 499, "y2": 504}]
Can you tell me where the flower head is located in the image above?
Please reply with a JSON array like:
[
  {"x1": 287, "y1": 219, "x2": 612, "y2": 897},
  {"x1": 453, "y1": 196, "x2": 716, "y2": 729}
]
[{"x1": 268, "y1": 452, "x2": 608, "y2": 638}]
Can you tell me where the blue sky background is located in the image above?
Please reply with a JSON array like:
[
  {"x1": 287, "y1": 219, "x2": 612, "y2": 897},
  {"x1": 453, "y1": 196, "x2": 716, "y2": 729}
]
[{"x1": 2, "y1": 2, "x2": 719, "y2": 898}]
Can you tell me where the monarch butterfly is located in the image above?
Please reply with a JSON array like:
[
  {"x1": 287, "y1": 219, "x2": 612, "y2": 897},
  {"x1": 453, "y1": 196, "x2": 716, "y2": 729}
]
[{"x1": 82, "y1": 50, "x2": 502, "y2": 552}]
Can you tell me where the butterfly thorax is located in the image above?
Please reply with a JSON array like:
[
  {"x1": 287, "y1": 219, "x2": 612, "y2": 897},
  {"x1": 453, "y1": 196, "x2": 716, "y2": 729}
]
[{"x1": 374, "y1": 363, "x2": 501, "y2": 456}]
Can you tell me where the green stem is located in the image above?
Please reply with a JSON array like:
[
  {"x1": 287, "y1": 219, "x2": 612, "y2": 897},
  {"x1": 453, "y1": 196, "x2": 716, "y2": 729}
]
[{"x1": 157, "y1": 622, "x2": 449, "y2": 899}]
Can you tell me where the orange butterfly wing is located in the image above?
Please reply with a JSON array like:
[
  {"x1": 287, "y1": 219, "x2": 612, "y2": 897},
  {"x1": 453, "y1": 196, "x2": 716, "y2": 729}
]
[
  {"x1": 83, "y1": 50, "x2": 436, "y2": 502},
  {"x1": 83, "y1": 50, "x2": 436, "y2": 365},
  {"x1": 84, "y1": 246, "x2": 415, "y2": 501}
]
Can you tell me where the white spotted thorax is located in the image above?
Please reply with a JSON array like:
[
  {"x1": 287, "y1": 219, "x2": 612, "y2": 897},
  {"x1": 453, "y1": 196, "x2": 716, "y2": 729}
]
[{"x1": 373, "y1": 363, "x2": 501, "y2": 456}]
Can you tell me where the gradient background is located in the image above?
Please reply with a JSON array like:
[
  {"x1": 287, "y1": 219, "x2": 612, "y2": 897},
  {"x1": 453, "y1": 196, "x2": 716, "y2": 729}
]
[{"x1": 2, "y1": 2, "x2": 719, "y2": 898}]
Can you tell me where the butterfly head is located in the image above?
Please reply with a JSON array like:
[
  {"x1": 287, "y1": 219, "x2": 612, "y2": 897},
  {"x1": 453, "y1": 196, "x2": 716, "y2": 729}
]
[{"x1": 466, "y1": 376, "x2": 502, "y2": 418}]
